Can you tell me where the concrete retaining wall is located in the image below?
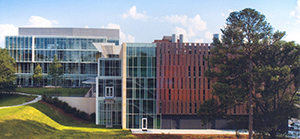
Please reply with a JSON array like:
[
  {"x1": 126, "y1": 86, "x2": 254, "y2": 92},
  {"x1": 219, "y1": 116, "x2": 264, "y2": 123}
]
[{"x1": 57, "y1": 97, "x2": 95, "y2": 114}]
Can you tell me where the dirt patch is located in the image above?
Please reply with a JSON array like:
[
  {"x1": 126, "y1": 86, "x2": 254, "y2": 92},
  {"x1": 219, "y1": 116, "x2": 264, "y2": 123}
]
[
  {"x1": 39, "y1": 101, "x2": 91, "y2": 123},
  {"x1": 133, "y1": 134, "x2": 248, "y2": 139}
]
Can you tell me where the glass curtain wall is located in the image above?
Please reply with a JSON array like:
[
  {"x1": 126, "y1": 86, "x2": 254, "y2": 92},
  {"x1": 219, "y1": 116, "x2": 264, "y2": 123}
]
[
  {"x1": 126, "y1": 43, "x2": 159, "y2": 129},
  {"x1": 97, "y1": 59, "x2": 122, "y2": 126},
  {"x1": 6, "y1": 36, "x2": 118, "y2": 87}
]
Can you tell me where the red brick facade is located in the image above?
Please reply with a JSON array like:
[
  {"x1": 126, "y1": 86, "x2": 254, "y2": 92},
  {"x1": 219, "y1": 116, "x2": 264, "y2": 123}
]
[{"x1": 155, "y1": 38, "x2": 247, "y2": 116}]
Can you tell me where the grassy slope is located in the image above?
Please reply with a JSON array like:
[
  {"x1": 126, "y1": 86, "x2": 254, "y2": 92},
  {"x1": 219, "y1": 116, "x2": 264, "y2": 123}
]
[
  {"x1": 0, "y1": 102, "x2": 136, "y2": 139},
  {"x1": 15, "y1": 87, "x2": 89, "y2": 96},
  {"x1": 0, "y1": 95, "x2": 36, "y2": 107}
]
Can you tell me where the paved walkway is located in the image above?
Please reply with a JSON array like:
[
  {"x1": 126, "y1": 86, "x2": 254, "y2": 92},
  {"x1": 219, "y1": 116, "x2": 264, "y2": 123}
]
[
  {"x1": 0, "y1": 92, "x2": 41, "y2": 109},
  {"x1": 131, "y1": 129, "x2": 248, "y2": 135}
]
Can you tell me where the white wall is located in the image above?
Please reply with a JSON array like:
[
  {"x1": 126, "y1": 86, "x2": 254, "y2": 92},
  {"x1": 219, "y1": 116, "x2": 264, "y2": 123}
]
[{"x1": 57, "y1": 97, "x2": 96, "y2": 114}]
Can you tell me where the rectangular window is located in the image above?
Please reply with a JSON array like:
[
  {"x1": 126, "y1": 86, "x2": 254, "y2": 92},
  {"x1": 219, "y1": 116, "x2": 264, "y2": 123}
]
[
  {"x1": 199, "y1": 67, "x2": 201, "y2": 77},
  {"x1": 168, "y1": 89, "x2": 171, "y2": 100},
  {"x1": 195, "y1": 102, "x2": 197, "y2": 114},
  {"x1": 181, "y1": 78, "x2": 183, "y2": 89},
  {"x1": 188, "y1": 66, "x2": 190, "y2": 77},
  {"x1": 105, "y1": 87, "x2": 114, "y2": 97},
  {"x1": 193, "y1": 66, "x2": 196, "y2": 77},
  {"x1": 198, "y1": 55, "x2": 200, "y2": 65},
  {"x1": 203, "y1": 90, "x2": 205, "y2": 101},
  {"x1": 173, "y1": 55, "x2": 175, "y2": 65},
  {"x1": 172, "y1": 78, "x2": 174, "y2": 88},
  {"x1": 169, "y1": 55, "x2": 171, "y2": 65},
  {"x1": 194, "y1": 78, "x2": 196, "y2": 89},
  {"x1": 189, "y1": 102, "x2": 192, "y2": 113},
  {"x1": 178, "y1": 55, "x2": 180, "y2": 65},
  {"x1": 203, "y1": 78, "x2": 205, "y2": 89},
  {"x1": 208, "y1": 79, "x2": 210, "y2": 89},
  {"x1": 160, "y1": 54, "x2": 162, "y2": 65},
  {"x1": 181, "y1": 102, "x2": 183, "y2": 113},
  {"x1": 234, "y1": 106, "x2": 236, "y2": 114},
  {"x1": 203, "y1": 55, "x2": 205, "y2": 66}
]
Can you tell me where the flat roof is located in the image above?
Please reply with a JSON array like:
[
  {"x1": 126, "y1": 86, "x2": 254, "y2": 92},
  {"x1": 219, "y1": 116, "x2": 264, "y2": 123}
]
[{"x1": 19, "y1": 27, "x2": 119, "y2": 39}]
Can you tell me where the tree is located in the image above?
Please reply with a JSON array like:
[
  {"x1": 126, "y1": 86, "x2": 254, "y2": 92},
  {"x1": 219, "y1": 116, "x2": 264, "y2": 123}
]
[
  {"x1": 197, "y1": 8, "x2": 300, "y2": 139},
  {"x1": 0, "y1": 48, "x2": 16, "y2": 92},
  {"x1": 48, "y1": 55, "x2": 63, "y2": 93},
  {"x1": 33, "y1": 63, "x2": 42, "y2": 86}
]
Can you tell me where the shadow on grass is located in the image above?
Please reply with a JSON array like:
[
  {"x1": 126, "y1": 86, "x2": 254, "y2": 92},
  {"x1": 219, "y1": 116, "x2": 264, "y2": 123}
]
[
  {"x1": 0, "y1": 119, "x2": 57, "y2": 138},
  {"x1": 0, "y1": 119, "x2": 135, "y2": 139}
]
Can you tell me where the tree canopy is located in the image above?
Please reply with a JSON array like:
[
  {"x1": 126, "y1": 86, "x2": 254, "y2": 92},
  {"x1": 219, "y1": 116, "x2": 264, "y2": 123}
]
[
  {"x1": 198, "y1": 8, "x2": 300, "y2": 138},
  {"x1": 33, "y1": 63, "x2": 42, "y2": 86},
  {"x1": 48, "y1": 55, "x2": 63, "y2": 92},
  {"x1": 0, "y1": 48, "x2": 16, "y2": 92}
]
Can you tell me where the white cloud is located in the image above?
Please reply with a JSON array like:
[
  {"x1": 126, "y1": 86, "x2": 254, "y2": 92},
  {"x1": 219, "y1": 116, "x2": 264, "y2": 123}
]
[
  {"x1": 84, "y1": 25, "x2": 89, "y2": 28},
  {"x1": 121, "y1": 6, "x2": 147, "y2": 20},
  {"x1": 27, "y1": 16, "x2": 58, "y2": 27},
  {"x1": 173, "y1": 27, "x2": 188, "y2": 42},
  {"x1": 229, "y1": 9, "x2": 234, "y2": 13},
  {"x1": 0, "y1": 24, "x2": 18, "y2": 48},
  {"x1": 0, "y1": 16, "x2": 59, "y2": 48},
  {"x1": 165, "y1": 14, "x2": 207, "y2": 38},
  {"x1": 104, "y1": 23, "x2": 135, "y2": 43},
  {"x1": 205, "y1": 31, "x2": 213, "y2": 39},
  {"x1": 194, "y1": 39, "x2": 204, "y2": 43},
  {"x1": 291, "y1": 0, "x2": 300, "y2": 23}
]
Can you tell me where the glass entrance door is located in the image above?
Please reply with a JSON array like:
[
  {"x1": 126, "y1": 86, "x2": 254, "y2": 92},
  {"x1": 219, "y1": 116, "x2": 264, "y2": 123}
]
[{"x1": 106, "y1": 103, "x2": 112, "y2": 127}]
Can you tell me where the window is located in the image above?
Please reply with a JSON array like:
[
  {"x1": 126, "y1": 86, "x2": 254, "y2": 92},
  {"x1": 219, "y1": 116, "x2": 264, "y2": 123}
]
[
  {"x1": 194, "y1": 78, "x2": 196, "y2": 89},
  {"x1": 178, "y1": 55, "x2": 180, "y2": 65},
  {"x1": 188, "y1": 66, "x2": 190, "y2": 77},
  {"x1": 172, "y1": 78, "x2": 174, "y2": 88},
  {"x1": 193, "y1": 66, "x2": 196, "y2": 77},
  {"x1": 181, "y1": 78, "x2": 183, "y2": 89},
  {"x1": 199, "y1": 67, "x2": 201, "y2": 77},
  {"x1": 208, "y1": 79, "x2": 210, "y2": 89},
  {"x1": 105, "y1": 87, "x2": 114, "y2": 97},
  {"x1": 234, "y1": 106, "x2": 236, "y2": 114},
  {"x1": 169, "y1": 55, "x2": 171, "y2": 65},
  {"x1": 169, "y1": 89, "x2": 171, "y2": 100},
  {"x1": 203, "y1": 90, "x2": 205, "y2": 101},
  {"x1": 189, "y1": 102, "x2": 192, "y2": 113},
  {"x1": 195, "y1": 102, "x2": 197, "y2": 114},
  {"x1": 160, "y1": 54, "x2": 162, "y2": 65}
]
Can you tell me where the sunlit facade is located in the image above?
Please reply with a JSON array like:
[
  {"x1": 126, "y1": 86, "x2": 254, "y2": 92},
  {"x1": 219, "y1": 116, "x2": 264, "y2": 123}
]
[
  {"x1": 124, "y1": 43, "x2": 160, "y2": 129},
  {"x1": 5, "y1": 27, "x2": 119, "y2": 87}
]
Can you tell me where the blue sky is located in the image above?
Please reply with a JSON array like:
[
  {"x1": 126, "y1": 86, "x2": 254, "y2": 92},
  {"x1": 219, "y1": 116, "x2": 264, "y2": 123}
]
[{"x1": 0, "y1": 0, "x2": 299, "y2": 48}]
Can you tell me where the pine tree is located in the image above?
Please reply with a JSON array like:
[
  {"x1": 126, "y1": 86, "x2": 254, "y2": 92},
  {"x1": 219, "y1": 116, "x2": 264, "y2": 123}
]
[{"x1": 198, "y1": 8, "x2": 300, "y2": 138}]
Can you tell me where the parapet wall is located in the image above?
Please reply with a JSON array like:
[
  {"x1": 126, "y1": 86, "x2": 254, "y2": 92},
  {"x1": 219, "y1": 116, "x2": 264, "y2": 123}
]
[{"x1": 57, "y1": 97, "x2": 96, "y2": 114}]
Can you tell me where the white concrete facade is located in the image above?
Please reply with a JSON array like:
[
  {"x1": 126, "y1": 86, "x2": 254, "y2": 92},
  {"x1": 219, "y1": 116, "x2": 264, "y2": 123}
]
[{"x1": 58, "y1": 97, "x2": 96, "y2": 114}]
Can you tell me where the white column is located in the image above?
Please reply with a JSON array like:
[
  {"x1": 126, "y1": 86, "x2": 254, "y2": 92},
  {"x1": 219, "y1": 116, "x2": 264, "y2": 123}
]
[{"x1": 122, "y1": 44, "x2": 127, "y2": 129}]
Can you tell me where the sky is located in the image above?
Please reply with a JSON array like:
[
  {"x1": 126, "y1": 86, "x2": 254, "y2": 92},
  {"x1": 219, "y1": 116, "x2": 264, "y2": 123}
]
[{"x1": 0, "y1": 0, "x2": 300, "y2": 48}]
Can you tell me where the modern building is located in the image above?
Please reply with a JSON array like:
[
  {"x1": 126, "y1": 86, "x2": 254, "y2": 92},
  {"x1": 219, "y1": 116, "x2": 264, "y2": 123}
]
[
  {"x1": 6, "y1": 27, "x2": 244, "y2": 129},
  {"x1": 154, "y1": 34, "x2": 247, "y2": 129},
  {"x1": 5, "y1": 27, "x2": 119, "y2": 87}
]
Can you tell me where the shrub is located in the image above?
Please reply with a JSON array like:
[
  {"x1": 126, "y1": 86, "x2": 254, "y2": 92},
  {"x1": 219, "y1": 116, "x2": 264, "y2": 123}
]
[
  {"x1": 90, "y1": 113, "x2": 96, "y2": 122},
  {"x1": 70, "y1": 107, "x2": 77, "y2": 114}
]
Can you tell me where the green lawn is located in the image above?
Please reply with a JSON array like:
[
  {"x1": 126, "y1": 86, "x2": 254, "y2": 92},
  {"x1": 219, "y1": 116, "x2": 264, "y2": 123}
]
[
  {"x1": 0, "y1": 94, "x2": 36, "y2": 107},
  {"x1": 0, "y1": 102, "x2": 136, "y2": 139},
  {"x1": 15, "y1": 87, "x2": 89, "y2": 96}
]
